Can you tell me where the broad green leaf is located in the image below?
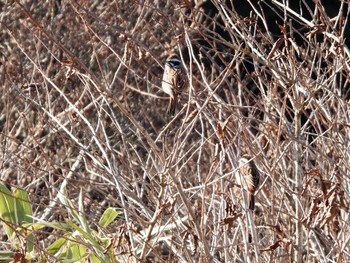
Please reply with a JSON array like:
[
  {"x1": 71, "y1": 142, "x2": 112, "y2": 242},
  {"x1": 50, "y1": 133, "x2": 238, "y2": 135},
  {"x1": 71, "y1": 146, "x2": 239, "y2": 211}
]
[
  {"x1": 47, "y1": 236, "x2": 68, "y2": 255},
  {"x1": 99, "y1": 208, "x2": 121, "y2": 228},
  {"x1": 91, "y1": 253, "x2": 102, "y2": 263},
  {"x1": 13, "y1": 187, "x2": 33, "y2": 224},
  {"x1": 13, "y1": 187, "x2": 34, "y2": 252},
  {"x1": 68, "y1": 243, "x2": 87, "y2": 261},
  {"x1": 0, "y1": 183, "x2": 16, "y2": 238}
]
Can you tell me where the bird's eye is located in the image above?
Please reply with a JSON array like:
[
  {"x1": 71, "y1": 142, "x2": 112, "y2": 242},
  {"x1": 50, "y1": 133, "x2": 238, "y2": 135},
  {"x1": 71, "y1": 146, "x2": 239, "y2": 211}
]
[{"x1": 168, "y1": 61, "x2": 181, "y2": 68}]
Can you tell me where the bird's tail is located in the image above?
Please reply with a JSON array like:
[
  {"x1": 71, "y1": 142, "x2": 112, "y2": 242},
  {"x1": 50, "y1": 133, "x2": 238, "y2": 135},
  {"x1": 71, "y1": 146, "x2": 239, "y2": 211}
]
[
  {"x1": 167, "y1": 98, "x2": 176, "y2": 115},
  {"x1": 249, "y1": 193, "x2": 255, "y2": 210}
]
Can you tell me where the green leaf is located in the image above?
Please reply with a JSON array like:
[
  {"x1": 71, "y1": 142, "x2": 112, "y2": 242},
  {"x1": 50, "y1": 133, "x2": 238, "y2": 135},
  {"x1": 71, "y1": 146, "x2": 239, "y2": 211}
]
[
  {"x1": 0, "y1": 183, "x2": 16, "y2": 238},
  {"x1": 28, "y1": 219, "x2": 72, "y2": 232},
  {"x1": 0, "y1": 185, "x2": 36, "y2": 253},
  {"x1": 13, "y1": 187, "x2": 33, "y2": 224},
  {"x1": 21, "y1": 222, "x2": 48, "y2": 232},
  {"x1": 13, "y1": 187, "x2": 34, "y2": 252},
  {"x1": 77, "y1": 189, "x2": 91, "y2": 235},
  {"x1": 68, "y1": 243, "x2": 87, "y2": 261},
  {"x1": 99, "y1": 208, "x2": 121, "y2": 228},
  {"x1": 47, "y1": 236, "x2": 67, "y2": 255},
  {"x1": 91, "y1": 253, "x2": 102, "y2": 263},
  {"x1": 0, "y1": 250, "x2": 14, "y2": 262},
  {"x1": 57, "y1": 187, "x2": 81, "y2": 224},
  {"x1": 68, "y1": 222, "x2": 102, "y2": 252}
]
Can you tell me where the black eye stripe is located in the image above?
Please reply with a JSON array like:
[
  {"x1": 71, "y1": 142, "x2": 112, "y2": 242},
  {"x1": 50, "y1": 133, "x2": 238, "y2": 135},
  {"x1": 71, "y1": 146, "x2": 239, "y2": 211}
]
[{"x1": 167, "y1": 60, "x2": 181, "y2": 68}]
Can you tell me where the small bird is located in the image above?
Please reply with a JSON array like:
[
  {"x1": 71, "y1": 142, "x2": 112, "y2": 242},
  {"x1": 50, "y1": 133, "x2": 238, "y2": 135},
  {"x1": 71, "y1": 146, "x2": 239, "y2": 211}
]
[
  {"x1": 162, "y1": 53, "x2": 186, "y2": 115},
  {"x1": 237, "y1": 155, "x2": 260, "y2": 210}
]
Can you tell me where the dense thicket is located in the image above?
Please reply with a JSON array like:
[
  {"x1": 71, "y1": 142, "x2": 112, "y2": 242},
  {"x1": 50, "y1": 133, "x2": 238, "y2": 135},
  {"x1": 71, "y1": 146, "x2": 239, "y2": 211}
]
[{"x1": 1, "y1": 1, "x2": 350, "y2": 262}]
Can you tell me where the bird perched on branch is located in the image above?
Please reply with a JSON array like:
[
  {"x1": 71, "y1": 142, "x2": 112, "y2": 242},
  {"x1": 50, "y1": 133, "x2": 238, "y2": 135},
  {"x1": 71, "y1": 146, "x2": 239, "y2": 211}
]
[
  {"x1": 162, "y1": 53, "x2": 186, "y2": 115},
  {"x1": 237, "y1": 155, "x2": 260, "y2": 210}
]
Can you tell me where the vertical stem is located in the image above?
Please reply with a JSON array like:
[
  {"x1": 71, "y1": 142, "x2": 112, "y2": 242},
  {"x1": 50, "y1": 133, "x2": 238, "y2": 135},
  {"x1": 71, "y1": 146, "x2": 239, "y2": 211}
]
[{"x1": 294, "y1": 107, "x2": 303, "y2": 262}]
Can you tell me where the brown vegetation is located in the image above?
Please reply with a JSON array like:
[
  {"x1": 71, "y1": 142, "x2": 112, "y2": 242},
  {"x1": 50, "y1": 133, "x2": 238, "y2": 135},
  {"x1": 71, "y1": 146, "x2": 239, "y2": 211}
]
[{"x1": 1, "y1": 0, "x2": 350, "y2": 262}]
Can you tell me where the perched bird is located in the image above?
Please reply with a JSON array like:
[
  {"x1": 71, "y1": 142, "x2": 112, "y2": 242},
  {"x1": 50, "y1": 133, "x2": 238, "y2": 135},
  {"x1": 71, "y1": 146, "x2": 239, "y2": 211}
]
[
  {"x1": 162, "y1": 53, "x2": 186, "y2": 115},
  {"x1": 237, "y1": 155, "x2": 260, "y2": 210}
]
